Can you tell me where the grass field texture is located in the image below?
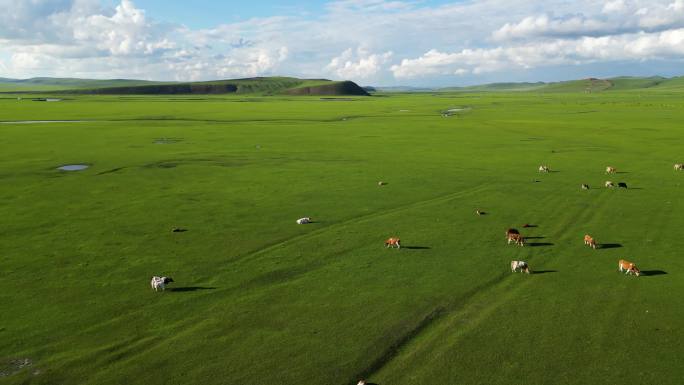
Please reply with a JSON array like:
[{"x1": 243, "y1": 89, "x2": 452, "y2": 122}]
[{"x1": 1, "y1": 91, "x2": 683, "y2": 384}]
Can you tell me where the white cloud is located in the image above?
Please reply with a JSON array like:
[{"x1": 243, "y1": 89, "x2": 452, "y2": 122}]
[
  {"x1": 326, "y1": 48, "x2": 392, "y2": 79},
  {"x1": 393, "y1": 28, "x2": 684, "y2": 78},
  {"x1": 494, "y1": 1, "x2": 684, "y2": 42},
  {"x1": 603, "y1": 0, "x2": 626, "y2": 13},
  {"x1": 0, "y1": 0, "x2": 684, "y2": 84}
]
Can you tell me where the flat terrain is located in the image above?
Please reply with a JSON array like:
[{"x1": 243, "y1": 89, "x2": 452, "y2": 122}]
[{"x1": 1, "y1": 91, "x2": 683, "y2": 384}]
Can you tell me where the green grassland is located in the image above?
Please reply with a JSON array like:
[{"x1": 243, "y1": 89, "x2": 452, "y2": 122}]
[{"x1": 1, "y1": 90, "x2": 684, "y2": 385}]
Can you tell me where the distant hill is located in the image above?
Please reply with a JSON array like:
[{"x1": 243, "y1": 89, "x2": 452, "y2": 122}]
[
  {"x1": 0, "y1": 76, "x2": 369, "y2": 96},
  {"x1": 371, "y1": 76, "x2": 684, "y2": 93},
  {"x1": 0, "y1": 77, "x2": 165, "y2": 92},
  {"x1": 440, "y1": 82, "x2": 547, "y2": 92}
]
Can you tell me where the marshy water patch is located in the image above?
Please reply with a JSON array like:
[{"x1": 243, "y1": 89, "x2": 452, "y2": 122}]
[
  {"x1": 57, "y1": 164, "x2": 89, "y2": 171},
  {"x1": 1, "y1": 120, "x2": 87, "y2": 125},
  {"x1": 0, "y1": 358, "x2": 33, "y2": 378}
]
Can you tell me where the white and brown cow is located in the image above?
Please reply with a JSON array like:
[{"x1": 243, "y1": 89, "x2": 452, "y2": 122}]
[
  {"x1": 606, "y1": 166, "x2": 617, "y2": 174},
  {"x1": 506, "y1": 228, "x2": 524, "y2": 247},
  {"x1": 584, "y1": 234, "x2": 597, "y2": 249},
  {"x1": 674, "y1": 163, "x2": 683, "y2": 171},
  {"x1": 538, "y1": 165, "x2": 550, "y2": 173}
]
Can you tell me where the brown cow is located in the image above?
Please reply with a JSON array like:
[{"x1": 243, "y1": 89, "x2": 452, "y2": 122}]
[
  {"x1": 618, "y1": 259, "x2": 641, "y2": 276},
  {"x1": 385, "y1": 237, "x2": 401, "y2": 249}
]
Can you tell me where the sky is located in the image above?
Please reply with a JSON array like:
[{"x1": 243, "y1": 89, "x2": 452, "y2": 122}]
[{"x1": 1, "y1": 0, "x2": 683, "y2": 86}]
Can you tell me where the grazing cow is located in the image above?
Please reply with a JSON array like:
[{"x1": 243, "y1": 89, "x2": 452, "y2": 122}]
[
  {"x1": 605, "y1": 181, "x2": 615, "y2": 188},
  {"x1": 581, "y1": 184, "x2": 590, "y2": 190},
  {"x1": 538, "y1": 165, "x2": 550, "y2": 173},
  {"x1": 506, "y1": 229, "x2": 524, "y2": 246},
  {"x1": 151, "y1": 276, "x2": 174, "y2": 291},
  {"x1": 675, "y1": 163, "x2": 684, "y2": 171},
  {"x1": 378, "y1": 181, "x2": 387, "y2": 186},
  {"x1": 511, "y1": 260, "x2": 531, "y2": 274},
  {"x1": 357, "y1": 380, "x2": 366, "y2": 385},
  {"x1": 476, "y1": 209, "x2": 484, "y2": 216},
  {"x1": 618, "y1": 182, "x2": 628, "y2": 188},
  {"x1": 606, "y1": 166, "x2": 616, "y2": 174},
  {"x1": 584, "y1": 234, "x2": 597, "y2": 249},
  {"x1": 385, "y1": 237, "x2": 401, "y2": 248},
  {"x1": 296, "y1": 217, "x2": 311, "y2": 225},
  {"x1": 618, "y1": 259, "x2": 641, "y2": 276}
]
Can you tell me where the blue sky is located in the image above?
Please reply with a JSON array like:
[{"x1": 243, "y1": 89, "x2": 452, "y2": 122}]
[
  {"x1": 1, "y1": 0, "x2": 683, "y2": 86},
  {"x1": 126, "y1": 0, "x2": 459, "y2": 28}
]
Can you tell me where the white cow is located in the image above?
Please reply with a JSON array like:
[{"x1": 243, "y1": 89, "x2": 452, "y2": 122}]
[
  {"x1": 605, "y1": 181, "x2": 615, "y2": 188},
  {"x1": 538, "y1": 165, "x2": 550, "y2": 173},
  {"x1": 296, "y1": 217, "x2": 311, "y2": 224},
  {"x1": 151, "y1": 276, "x2": 174, "y2": 291},
  {"x1": 675, "y1": 163, "x2": 684, "y2": 171},
  {"x1": 511, "y1": 261, "x2": 530, "y2": 274}
]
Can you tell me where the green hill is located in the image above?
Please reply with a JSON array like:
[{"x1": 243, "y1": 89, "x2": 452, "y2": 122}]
[{"x1": 0, "y1": 76, "x2": 369, "y2": 96}]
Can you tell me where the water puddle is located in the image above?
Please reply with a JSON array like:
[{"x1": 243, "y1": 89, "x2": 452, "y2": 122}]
[
  {"x1": 442, "y1": 107, "x2": 471, "y2": 117},
  {"x1": 57, "y1": 164, "x2": 89, "y2": 171},
  {"x1": 154, "y1": 137, "x2": 183, "y2": 144}
]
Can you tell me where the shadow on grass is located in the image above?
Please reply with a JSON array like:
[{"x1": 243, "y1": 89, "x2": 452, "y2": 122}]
[
  {"x1": 169, "y1": 286, "x2": 217, "y2": 292},
  {"x1": 404, "y1": 246, "x2": 431, "y2": 250},
  {"x1": 599, "y1": 243, "x2": 622, "y2": 249},
  {"x1": 525, "y1": 236, "x2": 545, "y2": 239},
  {"x1": 533, "y1": 270, "x2": 558, "y2": 274},
  {"x1": 641, "y1": 270, "x2": 667, "y2": 277},
  {"x1": 528, "y1": 242, "x2": 554, "y2": 247}
]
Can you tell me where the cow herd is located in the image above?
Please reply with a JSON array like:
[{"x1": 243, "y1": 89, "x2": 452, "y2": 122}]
[
  {"x1": 152, "y1": 163, "x2": 681, "y2": 291},
  {"x1": 498, "y1": 163, "x2": 680, "y2": 278}
]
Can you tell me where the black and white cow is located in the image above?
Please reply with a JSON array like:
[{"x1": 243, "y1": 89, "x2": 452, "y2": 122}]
[{"x1": 151, "y1": 276, "x2": 174, "y2": 291}]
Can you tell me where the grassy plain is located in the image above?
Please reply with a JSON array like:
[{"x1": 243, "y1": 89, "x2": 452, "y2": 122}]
[{"x1": 1, "y1": 91, "x2": 684, "y2": 384}]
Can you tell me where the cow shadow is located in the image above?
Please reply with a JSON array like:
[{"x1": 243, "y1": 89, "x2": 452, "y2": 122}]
[
  {"x1": 532, "y1": 270, "x2": 558, "y2": 274},
  {"x1": 599, "y1": 243, "x2": 622, "y2": 249},
  {"x1": 169, "y1": 286, "x2": 217, "y2": 292},
  {"x1": 525, "y1": 236, "x2": 545, "y2": 239},
  {"x1": 528, "y1": 242, "x2": 554, "y2": 247},
  {"x1": 641, "y1": 270, "x2": 667, "y2": 277},
  {"x1": 404, "y1": 246, "x2": 431, "y2": 250}
]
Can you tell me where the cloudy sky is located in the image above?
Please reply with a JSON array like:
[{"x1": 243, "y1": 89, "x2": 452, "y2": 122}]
[{"x1": 1, "y1": 0, "x2": 683, "y2": 86}]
